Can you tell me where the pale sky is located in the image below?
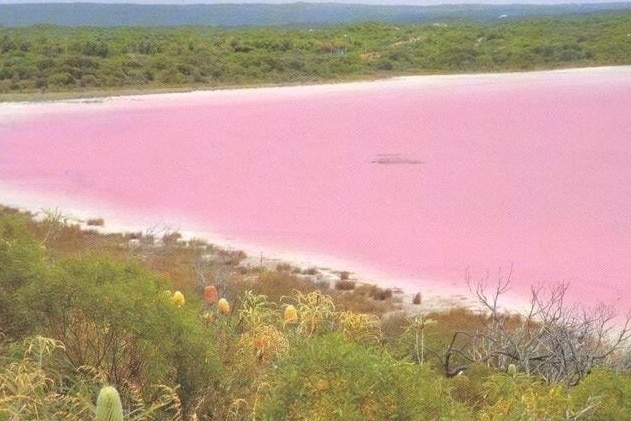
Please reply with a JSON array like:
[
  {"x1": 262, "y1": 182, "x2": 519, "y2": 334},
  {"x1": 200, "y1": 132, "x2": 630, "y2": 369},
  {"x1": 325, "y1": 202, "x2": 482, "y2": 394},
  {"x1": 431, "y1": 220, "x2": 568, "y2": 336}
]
[{"x1": 1, "y1": 0, "x2": 631, "y2": 4}]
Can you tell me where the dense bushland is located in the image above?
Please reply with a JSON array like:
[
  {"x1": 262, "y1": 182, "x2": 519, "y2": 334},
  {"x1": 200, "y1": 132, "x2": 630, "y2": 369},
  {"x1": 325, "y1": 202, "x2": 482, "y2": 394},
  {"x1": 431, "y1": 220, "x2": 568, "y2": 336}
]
[
  {"x1": 1, "y1": 206, "x2": 631, "y2": 419},
  {"x1": 1, "y1": 11, "x2": 631, "y2": 98}
]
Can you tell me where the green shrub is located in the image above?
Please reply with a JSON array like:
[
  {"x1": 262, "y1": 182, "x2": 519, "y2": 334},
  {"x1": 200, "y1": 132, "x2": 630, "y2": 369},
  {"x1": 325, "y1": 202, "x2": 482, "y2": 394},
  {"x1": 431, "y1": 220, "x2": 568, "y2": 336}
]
[
  {"x1": 450, "y1": 374, "x2": 486, "y2": 411},
  {"x1": 16, "y1": 253, "x2": 219, "y2": 413},
  {"x1": 260, "y1": 332, "x2": 469, "y2": 420},
  {"x1": 570, "y1": 368, "x2": 631, "y2": 420},
  {"x1": 477, "y1": 372, "x2": 572, "y2": 420},
  {"x1": 0, "y1": 212, "x2": 46, "y2": 339}
]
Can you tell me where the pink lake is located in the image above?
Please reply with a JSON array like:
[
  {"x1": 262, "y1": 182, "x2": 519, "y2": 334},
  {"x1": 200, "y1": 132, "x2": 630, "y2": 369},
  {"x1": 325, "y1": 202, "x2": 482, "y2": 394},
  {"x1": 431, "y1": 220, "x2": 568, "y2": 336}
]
[{"x1": 2, "y1": 67, "x2": 631, "y2": 309}]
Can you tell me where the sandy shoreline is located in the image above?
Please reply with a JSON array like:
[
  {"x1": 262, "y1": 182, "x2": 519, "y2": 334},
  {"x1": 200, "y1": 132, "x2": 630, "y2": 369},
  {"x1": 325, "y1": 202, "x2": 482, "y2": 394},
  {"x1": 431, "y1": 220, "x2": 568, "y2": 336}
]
[
  {"x1": 2, "y1": 65, "x2": 630, "y2": 117},
  {"x1": 3, "y1": 65, "x2": 631, "y2": 314},
  {"x1": 0, "y1": 182, "x2": 484, "y2": 313}
]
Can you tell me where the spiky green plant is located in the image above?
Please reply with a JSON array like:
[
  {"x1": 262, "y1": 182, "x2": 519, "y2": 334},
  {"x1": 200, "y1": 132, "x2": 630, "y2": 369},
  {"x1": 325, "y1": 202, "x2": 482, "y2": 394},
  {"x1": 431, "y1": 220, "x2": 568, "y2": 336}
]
[
  {"x1": 291, "y1": 290, "x2": 336, "y2": 336},
  {"x1": 237, "y1": 290, "x2": 275, "y2": 327},
  {"x1": 95, "y1": 385, "x2": 124, "y2": 421},
  {"x1": 336, "y1": 311, "x2": 381, "y2": 344}
]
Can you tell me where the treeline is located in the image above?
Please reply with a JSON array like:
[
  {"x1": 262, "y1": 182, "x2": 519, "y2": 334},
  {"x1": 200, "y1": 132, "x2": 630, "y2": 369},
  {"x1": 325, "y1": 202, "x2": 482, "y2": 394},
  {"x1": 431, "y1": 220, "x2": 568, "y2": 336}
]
[
  {"x1": 1, "y1": 11, "x2": 631, "y2": 97},
  {"x1": 2, "y1": 206, "x2": 631, "y2": 419},
  {"x1": 3, "y1": 3, "x2": 631, "y2": 28}
]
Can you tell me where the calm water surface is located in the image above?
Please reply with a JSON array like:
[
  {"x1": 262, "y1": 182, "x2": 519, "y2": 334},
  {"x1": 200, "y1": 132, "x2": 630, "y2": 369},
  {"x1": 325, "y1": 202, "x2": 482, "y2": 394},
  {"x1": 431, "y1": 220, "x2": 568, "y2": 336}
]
[{"x1": 2, "y1": 68, "x2": 630, "y2": 308}]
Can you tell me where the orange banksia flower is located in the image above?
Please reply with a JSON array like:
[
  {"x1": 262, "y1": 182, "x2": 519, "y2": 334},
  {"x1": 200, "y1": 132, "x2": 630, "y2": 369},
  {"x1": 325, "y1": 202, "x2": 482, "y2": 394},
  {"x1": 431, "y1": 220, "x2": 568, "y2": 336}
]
[
  {"x1": 204, "y1": 285, "x2": 218, "y2": 305},
  {"x1": 217, "y1": 298, "x2": 230, "y2": 314}
]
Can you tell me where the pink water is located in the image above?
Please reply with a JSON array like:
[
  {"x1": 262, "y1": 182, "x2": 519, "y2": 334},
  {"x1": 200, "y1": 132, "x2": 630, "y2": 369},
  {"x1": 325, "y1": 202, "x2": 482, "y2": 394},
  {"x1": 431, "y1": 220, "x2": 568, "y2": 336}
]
[{"x1": 2, "y1": 68, "x2": 631, "y2": 309}]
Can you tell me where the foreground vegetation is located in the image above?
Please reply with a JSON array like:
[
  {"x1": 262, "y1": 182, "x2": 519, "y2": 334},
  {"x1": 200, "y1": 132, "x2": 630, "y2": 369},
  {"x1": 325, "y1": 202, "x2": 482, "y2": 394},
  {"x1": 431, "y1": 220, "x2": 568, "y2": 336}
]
[
  {"x1": 1, "y1": 205, "x2": 631, "y2": 419},
  {"x1": 2, "y1": 11, "x2": 631, "y2": 99}
]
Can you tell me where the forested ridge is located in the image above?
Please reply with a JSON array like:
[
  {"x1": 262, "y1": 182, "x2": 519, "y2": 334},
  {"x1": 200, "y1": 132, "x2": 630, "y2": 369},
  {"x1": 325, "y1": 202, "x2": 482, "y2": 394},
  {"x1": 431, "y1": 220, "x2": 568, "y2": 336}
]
[{"x1": 1, "y1": 11, "x2": 631, "y2": 98}]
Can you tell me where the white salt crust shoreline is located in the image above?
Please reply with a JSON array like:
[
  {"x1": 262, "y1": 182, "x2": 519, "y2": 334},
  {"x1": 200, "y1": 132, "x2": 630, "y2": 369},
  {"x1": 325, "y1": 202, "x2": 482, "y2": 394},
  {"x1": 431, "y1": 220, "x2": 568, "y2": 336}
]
[
  {"x1": 3, "y1": 66, "x2": 629, "y2": 314},
  {"x1": 0, "y1": 182, "x2": 489, "y2": 313},
  {"x1": 2, "y1": 65, "x2": 630, "y2": 120}
]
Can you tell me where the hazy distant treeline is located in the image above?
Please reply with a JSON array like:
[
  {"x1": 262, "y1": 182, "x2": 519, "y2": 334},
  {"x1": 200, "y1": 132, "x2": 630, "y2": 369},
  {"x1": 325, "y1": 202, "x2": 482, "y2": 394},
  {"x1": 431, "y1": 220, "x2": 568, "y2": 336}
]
[
  {"x1": 2, "y1": 2, "x2": 631, "y2": 27},
  {"x1": 1, "y1": 11, "x2": 631, "y2": 96}
]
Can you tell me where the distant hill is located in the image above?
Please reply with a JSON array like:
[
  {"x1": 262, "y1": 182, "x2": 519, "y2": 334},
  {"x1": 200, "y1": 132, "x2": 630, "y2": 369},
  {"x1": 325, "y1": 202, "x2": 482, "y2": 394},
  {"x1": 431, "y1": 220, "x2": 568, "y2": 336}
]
[{"x1": 2, "y1": 2, "x2": 631, "y2": 27}]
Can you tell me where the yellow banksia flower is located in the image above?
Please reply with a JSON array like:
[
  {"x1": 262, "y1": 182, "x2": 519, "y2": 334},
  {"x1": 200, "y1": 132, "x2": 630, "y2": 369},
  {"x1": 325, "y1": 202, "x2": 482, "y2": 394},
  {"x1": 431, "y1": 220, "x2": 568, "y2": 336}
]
[
  {"x1": 204, "y1": 285, "x2": 218, "y2": 305},
  {"x1": 507, "y1": 363, "x2": 517, "y2": 377},
  {"x1": 96, "y1": 385, "x2": 123, "y2": 421},
  {"x1": 172, "y1": 290, "x2": 185, "y2": 307},
  {"x1": 217, "y1": 298, "x2": 230, "y2": 314},
  {"x1": 284, "y1": 304, "x2": 298, "y2": 325}
]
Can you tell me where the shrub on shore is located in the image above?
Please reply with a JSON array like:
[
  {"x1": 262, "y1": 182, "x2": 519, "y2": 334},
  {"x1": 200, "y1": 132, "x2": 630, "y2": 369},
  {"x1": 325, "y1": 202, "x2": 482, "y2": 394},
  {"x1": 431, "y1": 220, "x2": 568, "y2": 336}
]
[
  {"x1": 86, "y1": 217, "x2": 105, "y2": 226},
  {"x1": 335, "y1": 278, "x2": 356, "y2": 290}
]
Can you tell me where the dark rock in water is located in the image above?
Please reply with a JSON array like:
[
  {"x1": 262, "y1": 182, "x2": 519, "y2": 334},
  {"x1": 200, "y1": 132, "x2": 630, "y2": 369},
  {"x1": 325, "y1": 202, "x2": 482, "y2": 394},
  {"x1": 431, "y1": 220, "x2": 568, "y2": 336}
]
[{"x1": 371, "y1": 153, "x2": 423, "y2": 165}]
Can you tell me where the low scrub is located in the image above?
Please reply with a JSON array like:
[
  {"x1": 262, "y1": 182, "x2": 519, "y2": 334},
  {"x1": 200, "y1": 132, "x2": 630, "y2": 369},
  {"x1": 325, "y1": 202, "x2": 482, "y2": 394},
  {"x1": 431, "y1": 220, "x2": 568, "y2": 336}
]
[{"x1": 1, "y1": 208, "x2": 631, "y2": 419}]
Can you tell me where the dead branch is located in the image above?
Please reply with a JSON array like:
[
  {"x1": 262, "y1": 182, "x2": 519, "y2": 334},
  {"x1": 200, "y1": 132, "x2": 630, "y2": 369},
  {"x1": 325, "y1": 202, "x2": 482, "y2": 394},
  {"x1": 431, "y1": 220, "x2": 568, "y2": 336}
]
[{"x1": 454, "y1": 269, "x2": 630, "y2": 386}]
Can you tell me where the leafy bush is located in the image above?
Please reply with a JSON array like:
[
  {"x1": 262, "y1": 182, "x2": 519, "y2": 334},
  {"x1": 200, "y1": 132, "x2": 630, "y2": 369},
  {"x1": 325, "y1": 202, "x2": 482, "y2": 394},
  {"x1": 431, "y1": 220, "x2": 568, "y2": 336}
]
[
  {"x1": 0, "y1": 212, "x2": 46, "y2": 339},
  {"x1": 9, "y1": 249, "x2": 219, "y2": 414},
  {"x1": 570, "y1": 369, "x2": 631, "y2": 420},
  {"x1": 260, "y1": 332, "x2": 470, "y2": 420}
]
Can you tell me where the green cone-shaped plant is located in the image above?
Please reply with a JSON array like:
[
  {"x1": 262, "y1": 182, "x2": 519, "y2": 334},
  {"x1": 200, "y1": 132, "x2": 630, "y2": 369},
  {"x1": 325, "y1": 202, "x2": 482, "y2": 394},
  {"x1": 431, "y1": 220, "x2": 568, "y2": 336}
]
[
  {"x1": 95, "y1": 385, "x2": 124, "y2": 421},
  {"x1": 507, "y1": 364, "x2": 518, "y2": 377}
]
